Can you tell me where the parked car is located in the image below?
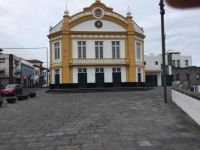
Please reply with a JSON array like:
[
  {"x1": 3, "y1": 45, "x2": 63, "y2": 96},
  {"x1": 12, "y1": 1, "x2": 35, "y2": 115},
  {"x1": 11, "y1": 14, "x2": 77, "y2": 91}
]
[
  {"x1": 0, "y1": 84, "x2": 4, "y2": 94},
  {"x1": 1, "y1": 84, "x2": 22, "y2": 97}
]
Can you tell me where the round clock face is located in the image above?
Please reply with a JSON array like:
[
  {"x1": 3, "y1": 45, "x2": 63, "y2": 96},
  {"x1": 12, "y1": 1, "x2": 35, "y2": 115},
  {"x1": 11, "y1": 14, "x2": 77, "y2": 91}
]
[
  {"x1": 93, "y1": 7, "x2": 104, "y2": 19},
  {"x1": 95, "y1": 21, "x2": 103, "y2": 28}
]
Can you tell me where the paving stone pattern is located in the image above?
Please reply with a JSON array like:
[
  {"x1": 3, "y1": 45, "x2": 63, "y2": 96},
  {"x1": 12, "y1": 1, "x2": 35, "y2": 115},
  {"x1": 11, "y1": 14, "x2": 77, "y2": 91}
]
[{"x1": 0, "y1": 88, "x2": 200, "y2": 150}]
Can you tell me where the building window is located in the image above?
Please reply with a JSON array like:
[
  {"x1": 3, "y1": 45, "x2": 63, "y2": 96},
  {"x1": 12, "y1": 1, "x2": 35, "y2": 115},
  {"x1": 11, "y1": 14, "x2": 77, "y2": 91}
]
[
  {"x1": 78, "y1": 68, "x2": 87, "y2": 73},
  {"x1": 54, "y1": 42, "x2": 60, "y2": 60},
  {"x1": 197, "y1": 73, "x2": 200, "y2": 80},
  {"x1": 136, "y1": 42, "x2": 142, "y2": 60},
  {"x1": 78, "y1": 41, "x2": 86, "y2": 59},
  {"x1": 176, "y1": 74, "x2": 180, "y2": 81},
  {"x1": 113, "y1": 68, "x2": 121, "y2": 73},
  {"x1": 185, "y1": 60, "x2": 188, "y2": 66},
  {"x1": 155, "y1": 61, "x2": 158, "y2": 65},
  {"x1": 177, "y1": 60, "x2": 180, "y2": 67},
  {"x1": 144, "y1": 62, "x2": 146, "y2": 65},
  {"x1": 54, "y1": 69, "x2": 60, "y2": 74},
  {"x1": 96, "y1": 68, "x2": 104, "y2": 73},
  {"x1": 112, "y1": 41, "x2": 120, "y2": 58},
  {"x1": 95, "y1": 41, "x2": 103, "y2": 59},
  {"x1": 172, "y1": 60, "x2": 176, "y2": 67},
  {"x1": 186, "y1": 73, "x2": 190, "y2": 80},
  {"x1": 0, "y1": 58, "x2": 5, "y2": 63}
]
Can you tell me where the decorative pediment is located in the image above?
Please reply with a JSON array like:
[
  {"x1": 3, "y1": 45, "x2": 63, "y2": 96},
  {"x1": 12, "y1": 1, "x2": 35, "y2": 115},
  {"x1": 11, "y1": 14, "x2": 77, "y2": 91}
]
[{"x1": 83, "y1": 1, "x2": 113, "y2": 12}]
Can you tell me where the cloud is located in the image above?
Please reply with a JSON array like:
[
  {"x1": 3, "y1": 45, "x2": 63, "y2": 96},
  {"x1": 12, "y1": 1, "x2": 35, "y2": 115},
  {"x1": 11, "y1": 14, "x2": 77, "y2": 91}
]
[{"x1": 0, "y1": 0, "x2": 200, "y2": 66}]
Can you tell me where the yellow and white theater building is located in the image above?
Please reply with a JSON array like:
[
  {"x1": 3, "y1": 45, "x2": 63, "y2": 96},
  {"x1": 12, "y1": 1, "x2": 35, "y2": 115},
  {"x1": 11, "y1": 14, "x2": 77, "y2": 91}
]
[{"x1": 48, "y1": 0, "x2": 145, "y2": 88}]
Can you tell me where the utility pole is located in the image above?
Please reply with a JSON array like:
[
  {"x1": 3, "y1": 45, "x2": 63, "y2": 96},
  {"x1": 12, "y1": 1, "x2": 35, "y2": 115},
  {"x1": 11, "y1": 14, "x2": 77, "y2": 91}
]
[{"x1": 159, "y1": 0, "x2": 168, "y2": 103}]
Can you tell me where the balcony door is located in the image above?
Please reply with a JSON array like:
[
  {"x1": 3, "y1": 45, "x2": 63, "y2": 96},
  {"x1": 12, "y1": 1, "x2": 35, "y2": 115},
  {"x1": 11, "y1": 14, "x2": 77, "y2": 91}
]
[
  {"x1": 95, "y1": 41, "x2": 103, "y2": 59},
  {"x1": 112, "y1": 68, "x2": 121, "y2": 87},
  {"x1": 78, "y1": 68, "x2": 87, "y2": 88},
  {"x1": 95, "y1": 68, "x2": 104, "y2": 87}
]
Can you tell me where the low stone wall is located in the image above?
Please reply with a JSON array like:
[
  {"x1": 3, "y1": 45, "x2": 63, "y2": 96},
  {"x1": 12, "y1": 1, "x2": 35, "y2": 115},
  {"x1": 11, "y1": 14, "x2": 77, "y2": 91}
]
[{"x1": 172, "y1": 88, "x2": 200, "y2": 126}]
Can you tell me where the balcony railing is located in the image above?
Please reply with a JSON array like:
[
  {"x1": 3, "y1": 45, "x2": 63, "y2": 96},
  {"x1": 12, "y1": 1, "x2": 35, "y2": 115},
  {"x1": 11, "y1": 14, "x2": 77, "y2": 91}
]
[{"x1": 71, "y1": 58, "x2": 128, "y2": 66}]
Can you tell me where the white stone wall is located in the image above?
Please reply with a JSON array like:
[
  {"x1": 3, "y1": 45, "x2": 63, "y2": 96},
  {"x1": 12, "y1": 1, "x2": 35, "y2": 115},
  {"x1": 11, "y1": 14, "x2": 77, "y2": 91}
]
[
  {"x1": 72, "y1": 66, "x2": 126, "y2": 83},
  {"x1": 71, "y1": 20, "x2": 126, "y2": 32},
  {"x1": 72, "y1": 40, "x2": 125, "y2": 59},
  {"x1": 172, "y1": 89, "x2": 200, "y2": 126}
]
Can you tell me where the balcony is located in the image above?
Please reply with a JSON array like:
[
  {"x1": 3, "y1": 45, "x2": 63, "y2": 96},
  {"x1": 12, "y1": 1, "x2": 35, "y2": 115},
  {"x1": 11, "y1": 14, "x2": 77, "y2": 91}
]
[
  {"x1": 71, "y1": 58, "x2": 128, "y2": 66},
  {"x1": 0, "y1": 67, "x2": 5, "y2": 71}
]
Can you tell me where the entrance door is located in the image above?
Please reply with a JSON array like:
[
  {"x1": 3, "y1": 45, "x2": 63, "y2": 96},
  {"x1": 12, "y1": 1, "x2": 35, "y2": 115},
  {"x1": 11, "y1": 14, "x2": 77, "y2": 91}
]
[
  {"x1": 137, "y1": 68, "x2": 142, "y2": 82},
  {"x1": 145, "y1": 75, "x2": 157, "y2": 86},
  {"x1": 54, "y1": 69, "x2": 60, "y2": 88},
  {"x1": 112, "y1": 68, "x2": 121, "y2": 87},
  {"x1": 78, "y1": 68, "x2": 87, "y2": 88},
  {"x1": 138, "y1": 73, "x2": 142, "y2": 82},
  {"x1": 55, "y1": 74, "x2": 60, "y2": 88},
  {"x1": 78, "y1": 73, "x2": 87, "y2": 88},
  {"x1": 95, "y1": 68, "x2": 104, "y2": 88}
]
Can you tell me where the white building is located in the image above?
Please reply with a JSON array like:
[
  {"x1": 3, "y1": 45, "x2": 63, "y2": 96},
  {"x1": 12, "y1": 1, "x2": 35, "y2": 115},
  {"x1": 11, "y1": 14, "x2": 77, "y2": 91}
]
[
  {"x1": 144, "y1": 51, "x2": 192, "y2": 86},
  {"x1": 0, "y1": 54, "x2": 21, "y2": 85},
  {"x1": 0, "y1": 54, "x2": 49, "y2": 87}
]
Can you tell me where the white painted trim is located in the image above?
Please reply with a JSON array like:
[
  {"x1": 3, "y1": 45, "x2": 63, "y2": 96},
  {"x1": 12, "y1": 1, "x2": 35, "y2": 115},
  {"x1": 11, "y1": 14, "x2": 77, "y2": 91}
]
[
  {"x1": 135, "y1": 41, "x2": 143, "y2": 64},
  {"x1": 52, "y1": 40, "x2": 62, "y2": 64}
]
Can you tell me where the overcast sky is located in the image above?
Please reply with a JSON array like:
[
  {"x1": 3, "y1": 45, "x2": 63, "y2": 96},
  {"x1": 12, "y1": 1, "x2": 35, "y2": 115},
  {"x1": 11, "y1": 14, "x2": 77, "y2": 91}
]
[{"x1": 0, "y1": 0, "x2": 200, "y2": 66}]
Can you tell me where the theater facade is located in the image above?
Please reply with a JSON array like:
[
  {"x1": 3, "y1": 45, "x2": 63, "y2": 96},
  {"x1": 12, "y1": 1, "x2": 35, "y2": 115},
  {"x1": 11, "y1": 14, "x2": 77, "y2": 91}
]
[{"x1": 48, "y1": 0, "x2": 145, "y2": 88}]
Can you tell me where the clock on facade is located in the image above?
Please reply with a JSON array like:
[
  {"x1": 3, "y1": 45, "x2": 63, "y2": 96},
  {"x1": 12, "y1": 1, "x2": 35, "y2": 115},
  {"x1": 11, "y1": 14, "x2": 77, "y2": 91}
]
[
  {"x1": 95, "y1": 21, "x2": 103, "y2": 28},
  {"x1": 93, "y1": 7, "x2": 104, "y2": 19}
]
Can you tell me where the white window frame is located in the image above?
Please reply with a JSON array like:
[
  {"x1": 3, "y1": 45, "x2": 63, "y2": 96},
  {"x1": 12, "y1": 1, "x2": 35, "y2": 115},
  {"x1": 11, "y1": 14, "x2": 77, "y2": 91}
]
[
  {"x1": 78, "y1": 68, "x2": 87, "y2": 73},
  {"x1": 136, "y1": 67, "x2": 143, "y2": 82},
  {"x1": 53, "y1": 68, "x2": 62, "y2": 84},
  {"x1": 136, "y1": 41, "x2": 142, "y2": 61},
  {"x1": 96, "y1": 68, "x2": 104, "y2": 73},
  {"x1": 78, "y1": 41, "x2": 86, "y2": 59},
  {"x1": 112, "y1": 68, "x2": 121, "y2": 73},
  {"x1": 52, "y1": 41, "x2": 62, "y2": 64},
  {"x1": 112, "y1": 41, "x2": 120, "y2": 59},
  {"x1": 54, "y1": 42, "x2": 60, "y2": 60},
  {"x1": 95, "y1": 41, "x2": 104, "y2": 59},
  {"x1": 185, "y1": 60, "x2": 188, "y2": 66}
]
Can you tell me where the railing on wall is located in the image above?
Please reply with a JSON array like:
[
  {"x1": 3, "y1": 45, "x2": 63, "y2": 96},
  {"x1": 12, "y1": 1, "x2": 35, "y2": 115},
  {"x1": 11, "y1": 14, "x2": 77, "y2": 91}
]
[{"x1": 71, "y1": 58, "x2": 128, "y2": 65}]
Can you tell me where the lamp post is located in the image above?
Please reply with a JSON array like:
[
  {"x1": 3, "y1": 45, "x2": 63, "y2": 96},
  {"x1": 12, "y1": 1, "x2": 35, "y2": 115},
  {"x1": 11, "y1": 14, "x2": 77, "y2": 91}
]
[
  {"x1": 0, "y1": 47, "x2": 49, "y2": 86},
  {"x1": 159, "y1": 0, "x2": 168, "y2": 103}
]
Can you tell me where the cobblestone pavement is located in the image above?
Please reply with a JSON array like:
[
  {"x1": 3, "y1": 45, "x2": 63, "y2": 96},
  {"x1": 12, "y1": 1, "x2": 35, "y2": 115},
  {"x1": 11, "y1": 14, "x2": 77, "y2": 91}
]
[{"x1": 0, "y1": 88, "x2": 200, "y2": 150}]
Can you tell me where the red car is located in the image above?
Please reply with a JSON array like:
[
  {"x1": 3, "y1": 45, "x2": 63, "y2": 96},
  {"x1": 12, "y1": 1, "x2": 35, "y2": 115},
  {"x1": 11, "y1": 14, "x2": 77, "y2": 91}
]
[
  {"x1": 1, "y1": 84, "x2": 22, "y2": 97},
  {"x1": 0, "y1": 84, "x2": 4, "y2": 94}
]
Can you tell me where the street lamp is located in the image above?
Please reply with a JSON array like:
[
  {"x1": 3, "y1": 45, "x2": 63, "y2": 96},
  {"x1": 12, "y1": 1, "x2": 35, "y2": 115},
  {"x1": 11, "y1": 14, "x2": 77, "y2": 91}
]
[
  {"x1": 159, "y1": 0, "x2": 168, "y2": 103},
  {"x1": 0, "y1": 47, "x2": 49, "y2": 86}
]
